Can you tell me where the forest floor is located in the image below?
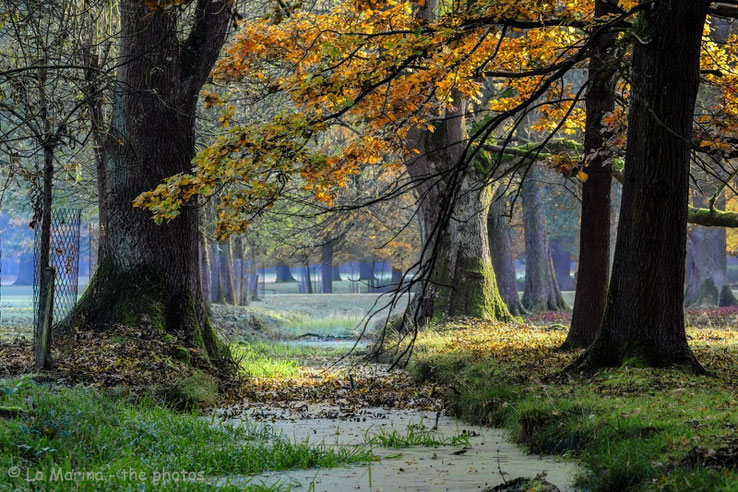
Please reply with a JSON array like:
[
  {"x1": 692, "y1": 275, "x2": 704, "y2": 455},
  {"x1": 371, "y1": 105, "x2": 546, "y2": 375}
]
[
  {"x1": 1, "y1": 293, "x2": 738, "y2": 490},
  {"x1": 401, "y1": 312, "x2": 738, "y2": 491}
]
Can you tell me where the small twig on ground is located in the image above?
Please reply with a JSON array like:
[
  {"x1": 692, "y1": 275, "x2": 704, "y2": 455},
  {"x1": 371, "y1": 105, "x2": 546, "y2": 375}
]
[{"x1": 496, "y1": 448, "x2": 508, "y2": 485}]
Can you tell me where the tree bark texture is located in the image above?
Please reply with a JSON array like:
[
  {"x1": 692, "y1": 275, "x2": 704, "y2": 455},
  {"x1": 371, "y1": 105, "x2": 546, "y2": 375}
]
[
  {"x1": 64, "y1": 1, "x2": 231, "y2": 364},
  {"x1": 564, "y1": 0, "x2": 617, "y2": 349},
  {"x1": 404, "y1": 89, "x2": 512, "y2": 324},
  {"x1": 488, "y1": 188, "x2": 526, "y2": 316},
  {"x1": 576, "y1": 0, "x2": 709, "y2": 371}
]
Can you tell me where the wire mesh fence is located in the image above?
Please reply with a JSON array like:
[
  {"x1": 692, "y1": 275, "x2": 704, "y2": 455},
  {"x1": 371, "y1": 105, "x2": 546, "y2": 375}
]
[{"x1": 33, "y1": 209, "x2": 81, "y2": 327}]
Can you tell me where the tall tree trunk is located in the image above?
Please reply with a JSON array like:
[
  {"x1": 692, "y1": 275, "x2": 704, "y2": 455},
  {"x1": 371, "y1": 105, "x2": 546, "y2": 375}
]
[
  {"x1": 550, "y1": 240, "x2": 574, "y2": 291},
  {"x1": 216, "y1": 244, "x2": 227, "y2": 303},
  {"x1": 301, "y1": 260, "x2": 313, "y2": 294},
  {"x1": 14, "y1": 252, "x2": 34, "y2": 286},
  {"x1": 211, "y1": 240, "x2": 222, "y2": 302},
  {"x1": 522, "y1": 164, "x2": 569, "y2": 312},
  {"x1": 390, "y1": 0, "x2": 510, "y2": 325},
  {"x1": 321, "y1": 241, "x2": 333, "y2": 294},
  {"x1": 404, "y1": 92, "x2": 512, "y2": 324},
  {"x1": 200, "y1": 233, "x2": 211, "y2": 303},
  {"x1": 488, "y1": 189, "x2": 526, "y2": 316},
  {"x1": 563, "y1": 0, "x2": 618, "y2": 349},
  {"x1": 446, "y1": 172, "x2": 511, "y2": 319},
  {"x1": 224, "y1": 238, "x2": 237, "y2": 305},
  {"x1": 274, "y1": 263, "x2": 296, "y2": 282},
  {"x1": 34, "y1": 142, "x2": 55, "y2": 370},
  {"x1": 249, "y1": 248, "x2": 259, "y2": 301},
  {"x1": 64, "y1": 1, "x2": 231, "y2": 365},
  {"x1": 239, "y1": 239, "x2": 248, "y2": 305},
  {"x1": 575, "y1": 0, "x2": 709, "y2": 371}
]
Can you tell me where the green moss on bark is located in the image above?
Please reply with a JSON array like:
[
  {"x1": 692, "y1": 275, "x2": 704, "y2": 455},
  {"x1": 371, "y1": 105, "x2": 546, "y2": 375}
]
[
  {"x1": 60, "y1": 257, "x2": 231, "y2": 374},
  {"x1": 691, "y1": 278, "x2": 720, "y2": 307},
  {"x1": 449, "y1": 256, "x2": 512, "y2": 321}
]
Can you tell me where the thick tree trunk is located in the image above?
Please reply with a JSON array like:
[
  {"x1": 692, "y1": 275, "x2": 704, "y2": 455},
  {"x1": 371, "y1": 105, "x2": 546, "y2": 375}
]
[
  {"x1": 575, "y1": 1, "x2": 709, "y2": 371},
  {"x1": 404, "y1": 89, "x2": 512, "y2": 325},
  {"x1": 488, "y1": 188, "x2": 526, "y2": 316},
  {"x1": 563, "y1": 0, "x2": 617, "y2": 349},
  {"x1": 14, "y1": 252, "x2": 34, "y2": 286},
  {"x1": 321, "y1": 241, "x2": 333, "y2": 294},
  {"x1": 274, "y1": 263, "x2": 296, "y2": 282},
  {"x1": 522, "y1": 165, "x2": 569, "y2": 312},
  {"x1": 63, "y1": 1, "x2": 231, "y2": 365},
  {"x1": 445, "y1": 173, "x2": 511, "y2": 320}
]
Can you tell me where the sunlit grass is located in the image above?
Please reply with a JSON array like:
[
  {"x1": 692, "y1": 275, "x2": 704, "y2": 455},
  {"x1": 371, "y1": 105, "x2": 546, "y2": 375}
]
[
  {"x1": 231, "y1": 343, "x2": 303, "y2": 378},
  {"x1": 406, "y1": 319, "x2": 738, "y2": 491},
  {"x1": 363, "y1": 421, "x2": 471, "y2": 448},
  {"x1": 0, "y1": 377, "x2": 374, "y2": 491}
]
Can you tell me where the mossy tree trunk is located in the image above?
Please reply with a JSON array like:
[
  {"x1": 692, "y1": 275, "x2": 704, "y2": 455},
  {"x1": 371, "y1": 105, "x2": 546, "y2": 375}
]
[
  {"x1": 390, "y1": 0, "x2": 509, "y2": 326},
  {"x1": 488, "y1": 188, "x2": 526, "y2": 316},
  {"x1": 64, "y1": 0, "x2": 231, "y2": 365},
  {"x1": 522, "y1": 164, "x2": 569, "y2": 313},
  {"x1": 563, "y1": 0, "x2": 618, "y2": 349},
  {"x1": 447, "y1": 174, "x2": 512, "y2": 320},
  {"x1": 575, "y1": 0, "x2": 709, "y2": 372},
  {"x1": 405, "y1": 90, "x2": 512, "y2": 324}
]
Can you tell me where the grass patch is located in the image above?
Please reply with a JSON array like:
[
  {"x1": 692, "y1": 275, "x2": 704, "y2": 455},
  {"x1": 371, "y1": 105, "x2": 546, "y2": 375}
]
[
  {"x1": 231, "y1": 343, "x2": 303, "y2": 378},
  {"x1": 404, "y1": 319, "x2": 738, "y2": 491},
  {"x1": 0, "y1": 377, "x2": 374, "y2": 491},
  {"x1": 210, "y1": 294, "x2": 409, "y2": 342},
  {"x1": 364, "y1": 420, "x2": 471, "y2": 448}
]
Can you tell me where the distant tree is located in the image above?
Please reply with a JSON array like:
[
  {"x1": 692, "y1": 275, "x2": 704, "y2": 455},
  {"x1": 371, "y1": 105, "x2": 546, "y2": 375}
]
[
  {"x1": 488, "y1": 186, "x2": 527, "y2": 315},
  {"x1": 521, "y1": 164, "x2": 569, "y2": 312}
]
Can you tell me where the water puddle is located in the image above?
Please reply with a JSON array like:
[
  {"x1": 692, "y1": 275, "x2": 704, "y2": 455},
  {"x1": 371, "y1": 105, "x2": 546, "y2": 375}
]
[
  {"x1": 221, "y1": 405, "x2": 578, "y2": 491},
  {"x1": 220, "y1": 336, "x2": 578, "y2": 490}
]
